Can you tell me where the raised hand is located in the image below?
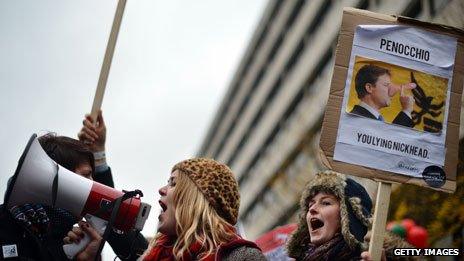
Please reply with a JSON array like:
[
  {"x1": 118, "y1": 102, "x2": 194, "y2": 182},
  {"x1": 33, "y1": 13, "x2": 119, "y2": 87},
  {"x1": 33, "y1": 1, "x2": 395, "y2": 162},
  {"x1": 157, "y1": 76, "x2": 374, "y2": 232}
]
[{"x1": 78, "y1": 110, "x2": 106, "y2": 153}]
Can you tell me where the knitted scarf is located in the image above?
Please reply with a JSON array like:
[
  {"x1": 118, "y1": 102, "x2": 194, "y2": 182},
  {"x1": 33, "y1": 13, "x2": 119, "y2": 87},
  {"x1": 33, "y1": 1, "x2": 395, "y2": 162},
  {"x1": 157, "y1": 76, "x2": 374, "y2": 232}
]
[
  {"x1": 143, "y1": 233, "x2": 260, "y2": 261},
  {"x1": 302, "y1": 234, "x2": 360, "y2": 261}
]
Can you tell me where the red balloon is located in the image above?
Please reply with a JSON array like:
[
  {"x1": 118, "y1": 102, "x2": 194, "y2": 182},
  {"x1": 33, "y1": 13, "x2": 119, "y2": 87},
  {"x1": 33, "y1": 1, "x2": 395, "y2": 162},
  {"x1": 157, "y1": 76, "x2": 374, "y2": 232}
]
[
  {"x1": 401, "y1": 219, "x2": 416, "y2": 232},
  {"x1": 407, "y1": 226, "x2": 428, "y2": 248}
]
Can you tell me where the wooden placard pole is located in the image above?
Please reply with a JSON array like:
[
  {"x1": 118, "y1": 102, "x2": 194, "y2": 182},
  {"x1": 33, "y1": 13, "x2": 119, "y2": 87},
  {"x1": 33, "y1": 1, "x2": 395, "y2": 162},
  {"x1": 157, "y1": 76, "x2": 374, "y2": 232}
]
[
  {"x1": 90, "y1": 0, "x2": 127, "y2": 121},
  {"x1": 369, "y1": 181, "x2": 392, "y2": 261}
]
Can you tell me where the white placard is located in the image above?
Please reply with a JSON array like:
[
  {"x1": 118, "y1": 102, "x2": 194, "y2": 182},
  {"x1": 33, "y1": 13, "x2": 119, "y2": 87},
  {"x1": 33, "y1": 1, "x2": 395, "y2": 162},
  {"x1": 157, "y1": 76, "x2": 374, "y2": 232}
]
[{"x1": 334, "y1": 25, "x2": 457, "y2": 178}]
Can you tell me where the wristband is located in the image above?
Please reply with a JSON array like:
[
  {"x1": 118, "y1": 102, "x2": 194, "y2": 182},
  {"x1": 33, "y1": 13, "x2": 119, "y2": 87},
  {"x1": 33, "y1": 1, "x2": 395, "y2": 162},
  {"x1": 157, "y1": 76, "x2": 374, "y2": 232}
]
[{"x1": 93, "y1": 151, "x2": 106, "y2": 161}]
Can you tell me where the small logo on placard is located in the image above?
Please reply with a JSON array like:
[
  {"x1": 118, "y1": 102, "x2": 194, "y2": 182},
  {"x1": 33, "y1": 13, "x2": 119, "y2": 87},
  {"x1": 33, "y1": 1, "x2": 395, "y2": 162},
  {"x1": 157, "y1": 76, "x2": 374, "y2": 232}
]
[
  {"x1": 422, "y1": 166, "x2": 446, "y2": 188},
  {"x1": 2, "y1": 244, "x2": 18, "y2": 258},
  {"x1": 397, "y1": 160, "x2": 419, "y2": 173}
]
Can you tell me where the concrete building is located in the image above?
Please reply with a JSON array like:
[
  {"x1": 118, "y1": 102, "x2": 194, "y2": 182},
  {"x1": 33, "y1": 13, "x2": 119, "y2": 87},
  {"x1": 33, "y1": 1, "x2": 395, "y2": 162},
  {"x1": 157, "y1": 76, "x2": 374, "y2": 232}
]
[{"x1": 197, "y1": 0, "x2": 464, "y2": 239}]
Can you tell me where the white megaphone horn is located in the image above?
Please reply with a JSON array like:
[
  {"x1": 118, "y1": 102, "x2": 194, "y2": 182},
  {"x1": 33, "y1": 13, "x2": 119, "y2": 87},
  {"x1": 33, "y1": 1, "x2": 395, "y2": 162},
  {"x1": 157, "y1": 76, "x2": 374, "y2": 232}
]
[{"x1": 4, "y1": 133, "x2": 151, "y2": 233}]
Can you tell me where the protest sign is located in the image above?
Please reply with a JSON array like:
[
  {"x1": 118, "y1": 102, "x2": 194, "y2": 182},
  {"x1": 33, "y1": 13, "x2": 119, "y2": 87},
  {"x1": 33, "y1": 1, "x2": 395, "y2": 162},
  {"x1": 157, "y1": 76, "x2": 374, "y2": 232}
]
[
  {"x1": 319, "y1": 8, "x2": 463, "y2": 260},
  {"x1": 320, "y1": 8, "x2": 464, "y2": 193}
]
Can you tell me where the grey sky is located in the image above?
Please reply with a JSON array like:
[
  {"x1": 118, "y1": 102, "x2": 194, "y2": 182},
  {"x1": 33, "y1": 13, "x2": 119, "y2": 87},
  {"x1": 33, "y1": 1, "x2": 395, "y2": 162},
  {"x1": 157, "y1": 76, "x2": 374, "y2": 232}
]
[{"x1": 0, "y1": 0, "x2": 266, "y2": 257}]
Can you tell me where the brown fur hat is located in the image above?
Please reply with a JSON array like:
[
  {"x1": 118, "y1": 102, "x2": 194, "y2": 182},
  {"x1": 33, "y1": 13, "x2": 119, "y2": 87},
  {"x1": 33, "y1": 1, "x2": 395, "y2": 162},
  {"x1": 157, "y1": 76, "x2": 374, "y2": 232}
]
[
  {"x1": 287, "y1": 170, "x2": 373, "y2": 259},
  {"x1": 172, "y1": 158, "x2": 240, "y2": 225}
]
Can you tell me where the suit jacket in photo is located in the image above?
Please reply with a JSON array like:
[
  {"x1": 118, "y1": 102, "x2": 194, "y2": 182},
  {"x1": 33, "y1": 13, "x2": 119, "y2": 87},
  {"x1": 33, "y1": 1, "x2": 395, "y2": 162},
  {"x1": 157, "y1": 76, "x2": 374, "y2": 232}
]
[{"x1": 350, "y1": 104, "x2": 414, "y2": 128}]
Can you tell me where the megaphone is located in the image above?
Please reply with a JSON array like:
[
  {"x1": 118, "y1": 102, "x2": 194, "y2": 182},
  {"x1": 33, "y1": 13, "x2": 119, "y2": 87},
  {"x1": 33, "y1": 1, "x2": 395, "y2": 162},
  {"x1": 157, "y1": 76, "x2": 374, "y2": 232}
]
[{"x1": 4, "y1": 134, "x2": 151, "y2": 232}]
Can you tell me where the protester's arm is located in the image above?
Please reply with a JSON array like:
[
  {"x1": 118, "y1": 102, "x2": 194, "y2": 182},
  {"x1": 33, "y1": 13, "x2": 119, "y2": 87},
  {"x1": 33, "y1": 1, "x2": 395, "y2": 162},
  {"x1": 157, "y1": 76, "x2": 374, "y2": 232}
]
[
  {"x1": 64, "y1": 221, "x2": 102, "y2": 261},
  {"x1": 360, "y1": 251, "x2": 387, "y2": 261},
  {"x1": 361, "y1": 230, "x2": 418, "y2": 261},
  {"x1": 78, "y1": 111, "x2": 113, "y2": 186},
  {"x1": 76, "y1": 111, "x2": 147, "y2": 259},
  {"x1": 93, "y1": 167, "x2": 114, "y2": 188},
  {"x1": 361, "y1": 231, "x2": 387, "y2": 261},
  {"x1": 78, "y1": 111, "x2": 106, "y2": 153},
  {"x1": 64, "y1": 220, "x2": 148, "y2": 260}
]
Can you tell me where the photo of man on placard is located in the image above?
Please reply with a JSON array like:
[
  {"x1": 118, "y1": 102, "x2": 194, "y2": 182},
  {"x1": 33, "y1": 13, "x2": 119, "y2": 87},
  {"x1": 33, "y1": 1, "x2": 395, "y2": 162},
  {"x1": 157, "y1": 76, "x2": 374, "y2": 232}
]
[
  {"x1": 350, "y1": 64, "x2": 416, "y2": 127},
  {"x1": 346, "y1": 56, "x2": 448, "y2": 133}
]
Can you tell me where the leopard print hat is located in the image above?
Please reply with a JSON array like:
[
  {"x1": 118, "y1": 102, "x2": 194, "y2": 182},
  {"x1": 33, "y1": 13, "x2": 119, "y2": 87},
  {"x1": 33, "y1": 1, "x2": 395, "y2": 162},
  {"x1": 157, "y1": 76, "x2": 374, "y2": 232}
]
[{"x1": 172, "y1": 158, "x2": 240, "y2": 225}]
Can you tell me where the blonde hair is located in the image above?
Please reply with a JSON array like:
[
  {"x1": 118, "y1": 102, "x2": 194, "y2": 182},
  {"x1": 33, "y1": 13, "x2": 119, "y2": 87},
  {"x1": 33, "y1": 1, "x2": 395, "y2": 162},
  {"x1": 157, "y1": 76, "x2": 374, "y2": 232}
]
[{"x1": 143, "y1": 171, "x2": 236, "y2": 260}]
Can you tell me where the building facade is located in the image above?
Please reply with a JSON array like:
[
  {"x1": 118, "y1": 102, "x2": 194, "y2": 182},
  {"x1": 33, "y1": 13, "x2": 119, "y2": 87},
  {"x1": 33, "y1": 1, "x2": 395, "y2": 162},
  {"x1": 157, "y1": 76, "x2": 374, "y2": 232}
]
[{"x1": 197, "y1": 0, "x2": 464, "y2": 239}]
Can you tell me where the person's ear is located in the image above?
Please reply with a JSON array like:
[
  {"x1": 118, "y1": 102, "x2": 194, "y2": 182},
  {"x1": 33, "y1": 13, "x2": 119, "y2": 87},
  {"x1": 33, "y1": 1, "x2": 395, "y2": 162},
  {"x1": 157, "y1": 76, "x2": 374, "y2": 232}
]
[{"x1": 365, "y1": 83, "x2": 374, "y2": 94}]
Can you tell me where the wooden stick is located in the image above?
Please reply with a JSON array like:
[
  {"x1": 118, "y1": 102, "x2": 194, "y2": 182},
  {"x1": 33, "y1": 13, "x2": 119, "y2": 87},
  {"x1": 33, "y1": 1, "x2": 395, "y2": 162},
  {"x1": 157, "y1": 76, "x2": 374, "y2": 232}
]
[
  {"x1": 90, "y1": 0, "x2": 127, "y2": 121},
  {"x1": 368, "y1": 181, "x2": 392, "y2": 261}
]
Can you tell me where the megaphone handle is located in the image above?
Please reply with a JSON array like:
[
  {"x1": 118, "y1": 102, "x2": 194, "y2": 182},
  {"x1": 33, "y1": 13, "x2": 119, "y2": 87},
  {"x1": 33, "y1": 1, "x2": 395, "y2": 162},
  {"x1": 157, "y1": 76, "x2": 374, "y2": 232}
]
[{"x1": 63, "y1": 214, "x2": 108, "y2": 259}]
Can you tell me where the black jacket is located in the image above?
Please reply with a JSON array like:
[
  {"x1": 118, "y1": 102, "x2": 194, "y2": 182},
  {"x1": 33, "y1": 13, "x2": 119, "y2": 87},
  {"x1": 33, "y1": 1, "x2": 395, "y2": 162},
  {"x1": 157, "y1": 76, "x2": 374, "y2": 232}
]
[{"x1": 0, "y1": 167, "x2": 148, "y2": 260}]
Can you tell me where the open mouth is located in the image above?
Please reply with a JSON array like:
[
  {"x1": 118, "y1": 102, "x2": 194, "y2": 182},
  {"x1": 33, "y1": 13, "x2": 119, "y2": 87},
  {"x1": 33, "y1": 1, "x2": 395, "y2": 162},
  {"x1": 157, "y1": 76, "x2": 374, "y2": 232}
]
[
  {"x1": 159, "y1": 200, "x2": 167, "y2": 212},
  {"x1": 310, "y1": 218, "x2": 324, "y2": 231}
]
